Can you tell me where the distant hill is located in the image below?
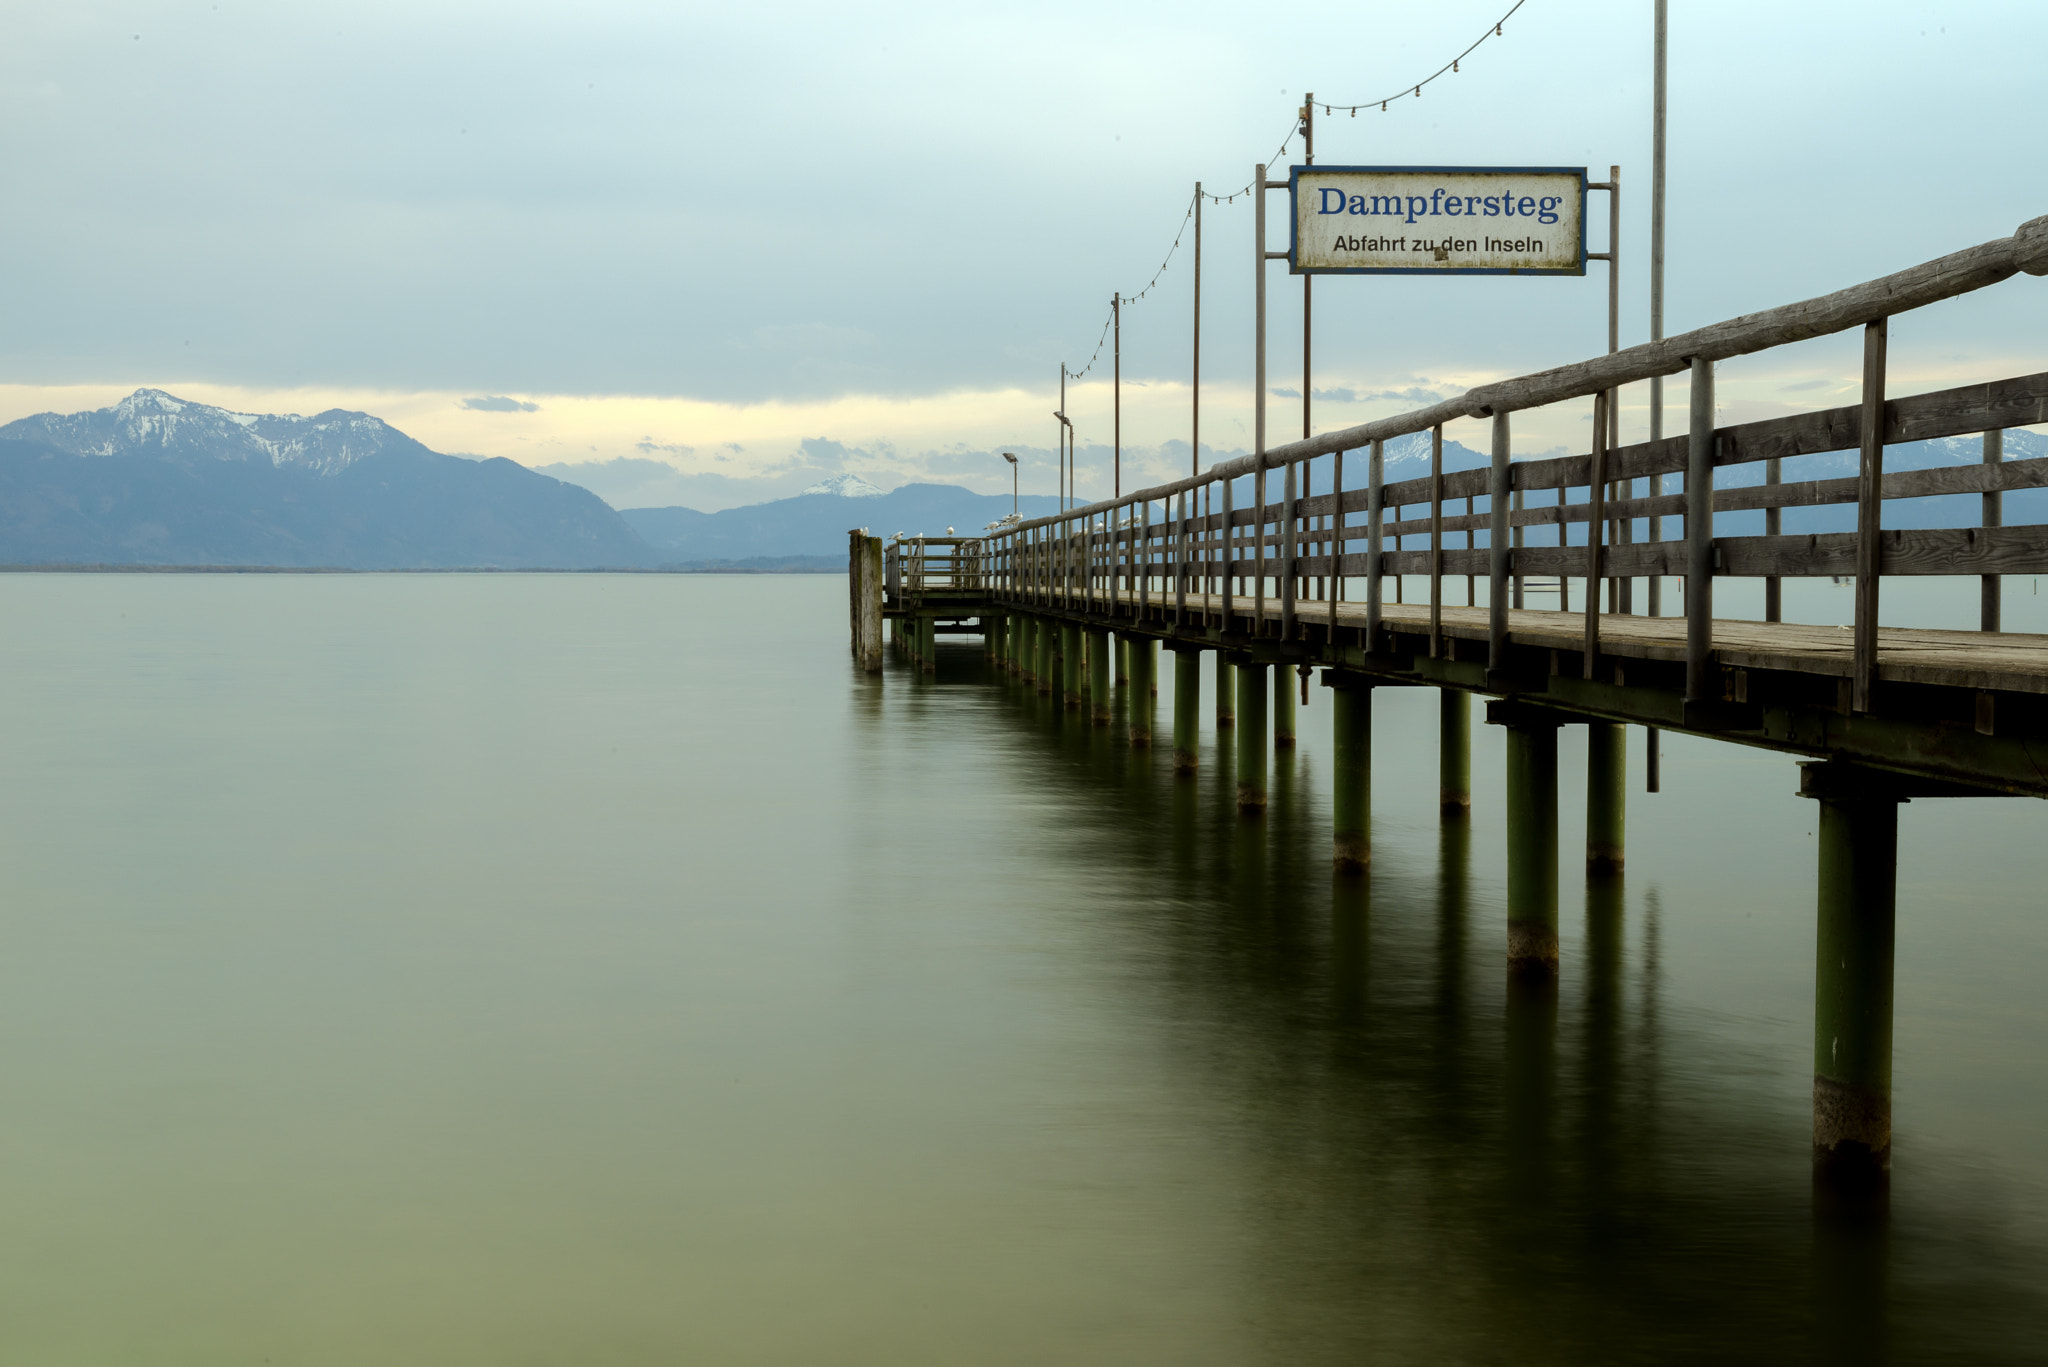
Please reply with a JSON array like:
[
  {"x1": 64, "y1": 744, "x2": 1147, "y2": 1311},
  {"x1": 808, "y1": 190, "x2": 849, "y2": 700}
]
[
  {"x1": 0, "y1": 390, "x2": 656, "y2": 569},
  {"x1": 622, "y1": 482, "x2": 1061, "y2": 562}
]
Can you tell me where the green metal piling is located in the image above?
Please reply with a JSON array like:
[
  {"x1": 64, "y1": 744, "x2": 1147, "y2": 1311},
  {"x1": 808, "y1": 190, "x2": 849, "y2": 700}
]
[
  {"x1": 1236, "y1": 662, "x2": 1268, "y2": 810},
  {"x1": 1172, "y1": 649, "x2": 1200, "y2": 773},
  {"x1": 1273, "y1": 663, "x2": 1297, "y2": 749},
  {"x1": 1127, "y1": 636, "x2": 1155, "y2": 746},
  {"x1": 1214, "y1": 650, "x2": 1236, "y2": 728},
  {"x1": 1586, "y1": 722, "x2": 1627, "y2": 871},
  {"x1": 1089, "y1": 629, "x2": 1113, "y2": 725},
  {"x1": 1501, "y1": 709, "x2": 1562, "y2": 976},
  {"x1": 1117, "y1": 639, "x2": 1130, "y2": 686},
  {"x1": 1440, "y1": 688, "x2": 1471, "y2": 815},
  {"x1": 1017, "y1": 617, "x2": 1036, "y2": 685},
  {"x1": 1035, "y1": 617, "x2": 1055, "y2": 694},
  {"x1": 1805, "y1": 765, "x2": 1900, "y2": 1181},
  {"x1": 1061, "y1": 624, "x2": 1084, "y2": 709},
  {"x1": 1331, "y1": 680, "x2": 1371, "y2": 872},
  {"x1": 920, "y1": 618, "x2": 936, "y2": 674}
]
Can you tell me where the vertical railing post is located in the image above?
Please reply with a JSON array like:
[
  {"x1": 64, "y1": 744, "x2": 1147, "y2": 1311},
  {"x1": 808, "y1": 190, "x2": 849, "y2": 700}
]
[
  {"x1": 1222, "y1": 472, "x2": 1237, "y2": 631},
  {"x1": 1281, "y1": 457, "x2": 1298, "y2": 640},
  {"x1": 1582, "y1": 390, "x2": 1608, "y2": 678},
  {"x1": 1429, "y1": 426, "x2": 1444, "y2": 657},
  {"x1": 1764, "y1": 455, "x2": 1783, "y2": 623},
  {"x1": 1365, "y1": 440, "x2": 1384, "y2": 653},
  {"x1": 1489, "y1": 410, "x2": 1512, "y2": 675},
  {"x1": 1982, "y1": 429, "x2": 2003, "y2": 632},
  {"x1": 1329, "y1": 448, "x2": 1344, "y2": 636},
  {"x1": 1685, "y1": 356, "x2": 1716, "y2": 704},
  {"x1": 1852, "y1": 320, "x2": 1886, "y2": 713},
  {"x1": 1176, "y1": 488, "x2": 1189, "y2": 627}
]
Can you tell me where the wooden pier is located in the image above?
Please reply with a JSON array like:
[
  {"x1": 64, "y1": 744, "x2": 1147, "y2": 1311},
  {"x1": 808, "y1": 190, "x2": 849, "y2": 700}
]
[{"x1": 852, "y1": 215, "x2": 2048, "y2": 1184}]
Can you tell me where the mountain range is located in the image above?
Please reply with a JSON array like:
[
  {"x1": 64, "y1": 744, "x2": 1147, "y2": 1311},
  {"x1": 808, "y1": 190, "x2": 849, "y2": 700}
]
[
  {"x1": 0, "y1": 392, "x2": 2032, "y2": 569},
  {"x1": 0, "y1": 390, "x2": 652, "y2": 569}
]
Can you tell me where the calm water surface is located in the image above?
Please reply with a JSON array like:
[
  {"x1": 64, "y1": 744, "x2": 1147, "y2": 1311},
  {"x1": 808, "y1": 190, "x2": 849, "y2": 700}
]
[{"x1": 0, "y1": 573, "x2": 2043, "y2": 1364}]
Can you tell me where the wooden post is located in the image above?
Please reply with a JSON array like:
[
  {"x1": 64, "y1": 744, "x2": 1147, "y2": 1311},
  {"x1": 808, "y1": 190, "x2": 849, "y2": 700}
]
[
  {"x1": 1172, "y1": 648, "x2": 1200, "y2": 774},
  {"x1": 1236, "y1": 662, "x2": 1267, "y2": 810},
  {"x1": 1281, "y1": 459, "x2": 1298, "y2": 639},
  {"x1": 1586, "y1": 722, "x2": 1626, "y2": 871},
  {"x1": 850, "y1": 532, "x2": 884, "y2": 672},
  {"x1": 1852, "y1": 320, "x2": 1886, "y2": 713},
  {"x1": 1802, "y1": 763, "x2": 1899, "y2": 1182},
  {"x1": 1222, "y1": 471, "x2": 1237, "y2": 631},
  {"x1": 1983, "y1": 429, "x2": 2003, "y2": 632},
  {"x1": 1489, "y1": 409, "x2": 1511, "y2": 674},
  {"x1": 1440, "y1": 689, "x2": 1471, "y2": 815},
  {"x1": 1331, "y1": 678, "x2": 1371, "y2": 872},
  {"x1": 1328, "y1": 447, "x2": 1344, "y2": 635},
  {"x1": 1764, "y1": 455, "x2": 1783, "y2": 622},
  {"x1": 1685, "y1": 356, "x2": 1716, "y2": 703}
]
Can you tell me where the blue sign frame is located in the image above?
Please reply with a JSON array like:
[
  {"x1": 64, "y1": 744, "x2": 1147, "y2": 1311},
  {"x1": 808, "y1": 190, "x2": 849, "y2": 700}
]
[{"x1": 1287, "y1": 164, "x2": 1588, "y2": 277}]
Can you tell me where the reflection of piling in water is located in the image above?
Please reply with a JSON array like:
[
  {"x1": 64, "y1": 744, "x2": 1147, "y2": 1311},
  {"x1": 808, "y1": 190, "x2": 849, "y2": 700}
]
[
  {"x1": 1504, "y1": 971, "x2": 1559, "y2": 1201},
  {"x1": 1582, "y1": 873, "x2": 1625, "y2": 1207},
  {"x1": 1331, "y1": 874, "x2": 1371, "y2": 1026},
  {"x1": 1813, "y1": 1178, "x2": 1891, "y2": 1364}
]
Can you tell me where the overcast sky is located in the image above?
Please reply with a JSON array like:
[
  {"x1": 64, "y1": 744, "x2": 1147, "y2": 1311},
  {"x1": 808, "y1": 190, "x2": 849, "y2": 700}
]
[{"x1": 2, "y1": 1, "x2": 2043, "y2": 508}]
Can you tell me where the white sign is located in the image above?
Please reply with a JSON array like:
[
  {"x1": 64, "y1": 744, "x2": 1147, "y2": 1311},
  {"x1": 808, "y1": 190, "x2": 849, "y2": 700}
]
[{"x1": 1290, "y1": 166, "x2": 1586, "y2": 276}]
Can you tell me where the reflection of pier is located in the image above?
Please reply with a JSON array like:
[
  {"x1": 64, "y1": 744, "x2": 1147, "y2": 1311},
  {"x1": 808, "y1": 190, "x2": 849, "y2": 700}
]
[{"x1": 852, "y1": 217, "x2": 2048, "y2": 1186}]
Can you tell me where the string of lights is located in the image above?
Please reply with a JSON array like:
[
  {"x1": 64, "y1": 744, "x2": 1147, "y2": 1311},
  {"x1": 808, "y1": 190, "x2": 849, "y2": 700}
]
[{"x1": 1318, "y1": 0, "x2": 1526, "y2": 116}]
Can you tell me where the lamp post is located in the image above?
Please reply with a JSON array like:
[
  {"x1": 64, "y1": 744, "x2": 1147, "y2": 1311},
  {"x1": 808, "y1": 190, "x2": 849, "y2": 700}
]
[{"x1": 1002, "y1": 452, "x2": 1017, "y2": 516}]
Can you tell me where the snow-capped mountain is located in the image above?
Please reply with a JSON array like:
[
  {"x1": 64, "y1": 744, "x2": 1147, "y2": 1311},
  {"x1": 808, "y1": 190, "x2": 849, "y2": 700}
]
[
  {"x1": 800, "y1": 473, "x2": 885, "y2": 498},
  {"x1": 1, "y1": 388, "x2": 424, "y2": 476}
]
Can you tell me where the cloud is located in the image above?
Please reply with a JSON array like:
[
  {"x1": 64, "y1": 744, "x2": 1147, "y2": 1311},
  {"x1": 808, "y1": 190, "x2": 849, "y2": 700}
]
[
  {"x1": 460, "y1": 395, "x2": 540, "y2": 412},
  {"x1": 1312, "y1": 386, "x2": 1358, "y2": 403},
  {"x1": 635, "y1": 437, "x2": 695, "y2": 456},
  {"x1": 1779, "y1": 378, "x2": 1838, "y2": 392},
  {"x1": 1270, "y1": 387, "x2": 1300, "y2": 399}
]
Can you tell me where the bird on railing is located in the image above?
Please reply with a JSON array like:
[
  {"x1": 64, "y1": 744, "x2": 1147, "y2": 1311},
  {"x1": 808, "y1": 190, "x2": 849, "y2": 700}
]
[{"x1": 946, "y1": 526, "x2": 955, "y2": 536}]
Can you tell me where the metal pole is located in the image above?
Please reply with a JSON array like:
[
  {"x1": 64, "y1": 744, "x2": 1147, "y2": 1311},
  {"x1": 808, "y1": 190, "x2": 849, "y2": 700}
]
[
  {"x1": 1254, "y1": 162, "x2": 1268, "y2": 637},
  {"x1": 1647, "y1": 0, "x2": 1667, "y2": 795},
  {"x1": 1193, "y1": 184, "x2": 1202, "y2": 479},
  {"x1": 1113, "y1": 292, "x2": 1121, "y2": 499}
]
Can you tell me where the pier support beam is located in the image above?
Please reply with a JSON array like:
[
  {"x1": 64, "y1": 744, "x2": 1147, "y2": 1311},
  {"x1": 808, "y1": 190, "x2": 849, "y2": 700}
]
[
  {"x1": 1440, "y1": 689, "x2": 1472, "y2": 815},
  {"x1": 1273, "y1": 662, "x2": 1297, "y2": 749},
  {"x1": 1035, "y1": 618, "x2": 1054, "y2": 695},
  {"x1": 1089, "y1": 629, "x2": 1113, "y2": 725},
  {"x1": 1017, "y1": 617, "x2": 1037, "y2": 685},
  {"x1": 1060, "y1": 624, "x2": 1084, "y2": 709},
  {"x1": 919, "y1": 618, "x2": 935, "y2": 675},
  {"x1": 1172, "y1": 648, "x2": 1201, "y2": 773},
  {"x1": 1586, "y1": 722, "x2": 1627, "y2": 871},
  {"x1": 1214, "y1": 650, "x2": 1236, "y2": 728},
  {"x1": 1491, "y1": 701, "x2": 1562, "y2": 977},
  {"x1": 1117, "y1": 639, "x2": 1130, "y2": 686},
  {"x1": 1801, "y1": 762, "x2": 1900, "y2": 1183},
  {"x1": 1236, "y1": 661, "x2": 1268, "y2": 810},
  {"x1": 1127, "y1": 635, "x2": 1155, "y2": 746},
  {"x1": 1331, "y1": 677, "x2": 1372, "y2": 872}
]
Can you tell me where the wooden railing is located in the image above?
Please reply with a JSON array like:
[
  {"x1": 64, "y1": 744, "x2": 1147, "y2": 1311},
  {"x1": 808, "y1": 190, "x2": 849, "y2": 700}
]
[
  {"x1": 983, "y1": 215, "x2": 2048, "y2": 712},
  {"x1": 884, "y1": 537, "x2": 986, "y2": 601}
]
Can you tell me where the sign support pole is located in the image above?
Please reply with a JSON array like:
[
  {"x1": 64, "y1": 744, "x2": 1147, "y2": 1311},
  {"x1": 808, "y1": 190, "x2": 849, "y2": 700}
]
[{"x1": 1647, "y1": 0, "x2": 1668, "y2": 792}]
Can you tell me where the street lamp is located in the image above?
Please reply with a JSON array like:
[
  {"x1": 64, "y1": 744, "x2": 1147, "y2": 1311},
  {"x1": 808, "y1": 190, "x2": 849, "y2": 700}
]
[{"x1": 1001, "y1": 451, "x2": 1017, "y2": 516}]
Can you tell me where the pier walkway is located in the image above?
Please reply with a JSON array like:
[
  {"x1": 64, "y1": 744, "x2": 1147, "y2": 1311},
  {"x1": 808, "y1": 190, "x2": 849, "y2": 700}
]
[{"x1": 848, "y1": 215, "x2": 2048, "y2": 1185}]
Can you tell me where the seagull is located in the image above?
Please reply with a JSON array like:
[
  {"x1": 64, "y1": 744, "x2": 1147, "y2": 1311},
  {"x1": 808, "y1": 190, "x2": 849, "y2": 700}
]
[{"x1": 945, "y1": 526, "x2": 955, "y2": 536}]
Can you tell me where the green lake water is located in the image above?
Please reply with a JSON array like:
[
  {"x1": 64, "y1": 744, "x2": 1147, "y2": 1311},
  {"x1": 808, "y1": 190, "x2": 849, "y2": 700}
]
[{"x1": 0, "y1": 573, "x2": 2042, "y2": 1363}]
